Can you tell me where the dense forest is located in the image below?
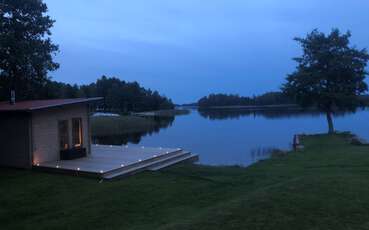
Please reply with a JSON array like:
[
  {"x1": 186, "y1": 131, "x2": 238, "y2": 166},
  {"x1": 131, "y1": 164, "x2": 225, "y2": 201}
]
[
  {"x1": 0, "y1": 76, "x2": 174, "y2": 112},
  {"x1": 0, "y1": 0, "x2": 173, "y2": 113},
  {"x1": 197, "y1": 92, "x2": 369, "y2": 108},
  {"x1": 197, "y1": 92, "x2": 295, "y2": 107}
]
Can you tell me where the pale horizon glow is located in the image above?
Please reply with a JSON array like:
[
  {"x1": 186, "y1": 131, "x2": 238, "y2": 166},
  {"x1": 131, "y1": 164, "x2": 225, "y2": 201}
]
[{"x1": 44, "y1": 0, "x2": 369, "y2": 103}]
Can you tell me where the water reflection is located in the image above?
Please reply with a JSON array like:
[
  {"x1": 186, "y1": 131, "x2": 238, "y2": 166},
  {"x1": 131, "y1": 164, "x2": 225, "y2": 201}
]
[
  {"x1": 250, "y1": 147, "x2": 277, "y2": 164},
  {"x1": 91, "y1": 108, "x2": 369, "y2": 166},
  {"x1": 92, "y1": 116, "x2": 175, "y2": 145},
  {"x1": 198, "y1": 108, "x2": 356, "y2": 120}
]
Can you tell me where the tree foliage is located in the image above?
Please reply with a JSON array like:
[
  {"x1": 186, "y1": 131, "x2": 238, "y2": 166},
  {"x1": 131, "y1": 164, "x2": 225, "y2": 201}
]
[
  {"x1": 0, "y1": 0, "x2": 59, "y2": 100},
  {"x1": 282, "y1": 29, "x2": 369, "y2": 133},
  {"x1": 198, "y1": 92, "x2": 293, "y2": 107},
  {"x1": 35, "y1": 76, "x2": 174, "y2": 112},
  {"x1": 81, "y1": 76, "x2": 174, "y2": 112}
]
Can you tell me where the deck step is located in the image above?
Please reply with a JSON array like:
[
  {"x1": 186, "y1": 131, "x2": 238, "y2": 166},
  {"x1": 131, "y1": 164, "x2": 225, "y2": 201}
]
[
  {"x1": 148, "y1": 153, "x2": 199, "y2": 171},
  {"x1": 101, "y1": 149, "x2": 182, "y2": 178},
  {"x1": 102, "y1": 150, "x2": 191, "y2": 179},
  {"x1": 146, "y1": 151, "x2": 191, "y2": 171}
]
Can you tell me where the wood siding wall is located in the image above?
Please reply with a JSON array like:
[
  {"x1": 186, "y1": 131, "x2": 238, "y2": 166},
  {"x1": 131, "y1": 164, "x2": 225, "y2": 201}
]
[
  {"x1": 0, "y1": 113, "x2": 31, "y2": 168},
  {"x1": 31, "y1": 104, "x2": 91, "y2": 164}
]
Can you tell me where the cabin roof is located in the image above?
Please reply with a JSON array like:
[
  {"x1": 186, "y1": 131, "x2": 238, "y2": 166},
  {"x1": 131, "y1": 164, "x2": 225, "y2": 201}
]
[{"x1": 0, "y1": 97, "x2": 103, "y2": 112}]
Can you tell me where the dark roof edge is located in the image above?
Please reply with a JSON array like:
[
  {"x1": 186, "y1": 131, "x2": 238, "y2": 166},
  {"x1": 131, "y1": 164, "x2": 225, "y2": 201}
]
[{"x1": 29, "y1": 97, "x2": 103, "y2": 111}]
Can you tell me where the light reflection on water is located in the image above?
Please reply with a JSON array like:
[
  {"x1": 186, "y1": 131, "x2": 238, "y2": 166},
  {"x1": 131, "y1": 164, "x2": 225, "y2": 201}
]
[{"x1": 93, "y1": 108, "x2": 369, "y2": 166}]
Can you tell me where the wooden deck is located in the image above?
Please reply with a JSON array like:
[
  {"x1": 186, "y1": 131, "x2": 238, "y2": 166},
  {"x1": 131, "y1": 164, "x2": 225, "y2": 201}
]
[{"x1": 35, "y1": 145, "x2": 198, "y2": 179}]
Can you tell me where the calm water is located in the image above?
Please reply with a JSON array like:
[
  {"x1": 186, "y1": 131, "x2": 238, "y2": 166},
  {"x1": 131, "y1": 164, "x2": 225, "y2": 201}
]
[{"x1": 93, "y1": 108, "x2": 369, "y2": 166}]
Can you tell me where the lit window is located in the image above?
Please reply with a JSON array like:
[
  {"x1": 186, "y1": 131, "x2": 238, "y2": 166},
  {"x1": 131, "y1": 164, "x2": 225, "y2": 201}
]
[
  {"x1": 58, "y1": 120, "x2": 69, "y2": 150},
  {"x1": 72, "y1": 118, "x2": 83, "y2": 148}
]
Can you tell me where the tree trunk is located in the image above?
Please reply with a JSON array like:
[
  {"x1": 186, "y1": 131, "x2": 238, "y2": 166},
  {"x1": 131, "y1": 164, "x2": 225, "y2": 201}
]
[{"x1": 326, "y1": 111, "x2": 335, "y2": 134}]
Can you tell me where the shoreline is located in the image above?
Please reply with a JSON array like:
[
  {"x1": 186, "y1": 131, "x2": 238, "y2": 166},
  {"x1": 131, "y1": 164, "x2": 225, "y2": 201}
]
[
  {"x1": 132, "y1": 109, "x2": 190, "y2": 117},
  {"x1": 182, "y1": 104, "x2": 301, "y2": 110},
  {"x1": 2, "y1": 133, "x2": 369, "y2": 229}
]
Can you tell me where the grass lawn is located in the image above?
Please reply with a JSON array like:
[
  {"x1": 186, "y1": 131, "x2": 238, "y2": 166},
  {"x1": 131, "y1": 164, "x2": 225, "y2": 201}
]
[{"x1": 1, "y1": 134, "x2": 369, "y2": 230}]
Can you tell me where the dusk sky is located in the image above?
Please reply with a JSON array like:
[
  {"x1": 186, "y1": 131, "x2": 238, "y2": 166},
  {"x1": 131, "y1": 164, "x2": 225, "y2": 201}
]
[{"x1": 44, "y1": 0, "x2": 369, "y2": 103}]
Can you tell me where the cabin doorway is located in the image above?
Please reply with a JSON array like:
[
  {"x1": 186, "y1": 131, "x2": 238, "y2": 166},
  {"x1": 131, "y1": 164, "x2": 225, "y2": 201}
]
[
  {"x1": 72, "y1": 118, "x2": 83, "y2": 148},
  {"x1": 58, "y1": 120, "x2": 69, "y2": 151},
  {"x1": 58, "y1": 118, "x2": 86, "y2": 160}
]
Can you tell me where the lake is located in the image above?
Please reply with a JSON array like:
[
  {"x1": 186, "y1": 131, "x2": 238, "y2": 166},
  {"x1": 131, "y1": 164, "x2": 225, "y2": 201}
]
[{"x1": 93, "y1": 108, "x2": 369, "y2": 166}]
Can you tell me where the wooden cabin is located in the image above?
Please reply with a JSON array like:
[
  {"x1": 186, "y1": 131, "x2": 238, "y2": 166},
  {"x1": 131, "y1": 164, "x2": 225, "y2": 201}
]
[{"x1": 0, "y1": 98, "x2": 102, "y2": 168}]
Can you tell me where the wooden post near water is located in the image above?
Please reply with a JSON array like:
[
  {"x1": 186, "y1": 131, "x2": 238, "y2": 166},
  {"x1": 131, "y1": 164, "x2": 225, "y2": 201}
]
[{"x1": 293, "y1": 134, "x2": 302, "y2": 151}]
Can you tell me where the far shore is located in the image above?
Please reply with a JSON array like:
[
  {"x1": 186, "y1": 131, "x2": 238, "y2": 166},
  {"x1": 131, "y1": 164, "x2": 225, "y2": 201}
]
[
  {"x1": 132, "y1": 109, "x2": 190, "y2": 117},
  {"x1": 182, "y1": 104, "x2": 301, "y2": 110}
]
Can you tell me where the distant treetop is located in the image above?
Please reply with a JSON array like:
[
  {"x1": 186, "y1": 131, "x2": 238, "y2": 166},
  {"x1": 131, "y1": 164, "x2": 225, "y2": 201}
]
[{"x1": 197, "y1": 92, "x2": 294, "y2": 107}]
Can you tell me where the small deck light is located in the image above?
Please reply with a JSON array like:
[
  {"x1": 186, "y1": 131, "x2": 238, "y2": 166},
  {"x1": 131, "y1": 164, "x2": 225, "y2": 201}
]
[
  {"x1": 138, "y1": 159, "x2": 142, "y2": 162},
  {"x1": 166, "y1": 151, "x2": 169, "y2": 154},
  {"x1": 153, "y1": 155, "x2": 157, "y2": 157},
  {"x1": 56, "y1": 165, "x2": 60, "y2": 168},
  {"x1": 77, "y1": 168, "x2": 80, "y2": 171},
  {"x1": 36, "y1": 163, "x2": 40, "y2": 166},
  {"x1": 120, "y1": 164, "x2": 125, "y2": 167},
  {"x1": 100, "y1": 170, "x2": 104, "y2": 173}
]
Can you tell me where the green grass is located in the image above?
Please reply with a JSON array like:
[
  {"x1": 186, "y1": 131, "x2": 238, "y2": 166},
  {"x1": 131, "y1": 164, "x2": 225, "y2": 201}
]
[{"x1": 2, "y1": 133, "x2": 369, "y2": 229}]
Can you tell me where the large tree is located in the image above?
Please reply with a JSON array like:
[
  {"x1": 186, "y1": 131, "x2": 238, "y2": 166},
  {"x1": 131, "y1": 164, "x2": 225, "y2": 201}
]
[
  {"x1": 283, "y1": 29, "x2": 369, "y2": 133},
  {"x1": 0, "y1": 0, "x2": 59, "y2": 101}
]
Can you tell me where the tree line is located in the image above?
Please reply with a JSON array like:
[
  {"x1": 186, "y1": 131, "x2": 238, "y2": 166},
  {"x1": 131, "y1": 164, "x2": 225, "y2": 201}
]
[
  {"x1": 0, "y1": 1, "x2": 173, "y2": 113},
  {"x1": 198, "y1": 29, "x2": 369, "y2": 133},
  {"x1": 197, "y1": 91, "x2": 369, "y2": 109},
  {"x1": 0, "y1": 74, "x2": 175, "y2": 113},
  {"x1": 197, "y1": 92, "x2": 295, "y2": 107},
  {"x1": 17, "y1": 76, "x2": 174, "y2": 112},
  {"x1": 2, "y1": 0, "x2": 369, "y2": 133}
]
